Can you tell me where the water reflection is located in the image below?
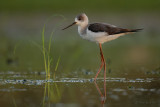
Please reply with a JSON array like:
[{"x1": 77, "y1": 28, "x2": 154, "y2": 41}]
[
  {"x1": 42, "y1": 79, "x2": 62, "y2": 107},
  {"x1": 0, "y1": 71, "x2": 160, "y2": 107},
  {"x1": 94, "y1": 81, "x2": 106, "y2": 106}
]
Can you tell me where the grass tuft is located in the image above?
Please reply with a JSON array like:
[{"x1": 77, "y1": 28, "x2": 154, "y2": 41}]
[{"x1": 42, "y1": 24, "x2": 53, "y2": 79}]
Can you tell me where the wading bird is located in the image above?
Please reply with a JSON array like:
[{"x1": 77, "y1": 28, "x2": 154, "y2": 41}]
[{"x1": 62, "y1": 13, "x2": 142, "y2": 97}]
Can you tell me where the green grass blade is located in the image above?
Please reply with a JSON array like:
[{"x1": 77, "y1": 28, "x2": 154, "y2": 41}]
[{"x1": 42, "y1": 24, "x2": 48, "y2": 77}]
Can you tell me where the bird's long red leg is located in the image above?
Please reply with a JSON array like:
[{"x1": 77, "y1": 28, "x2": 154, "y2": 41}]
[
  {"x1": 94, "y1": 43, "x2": 104, "y2": 81},
  {"x1": 103, "y1": 57, "x2": 106, "y2": 100},
  {"x1": 94, "y1": 43, "x2": 106, "y2": 104},
  {"x1": 99, "y1": 43, "x2": 107, "y2": 101}
]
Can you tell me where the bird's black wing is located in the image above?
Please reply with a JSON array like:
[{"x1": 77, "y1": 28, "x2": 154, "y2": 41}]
[{"x1": 88, "y1": 23, "x2": 141, "y2": 35}]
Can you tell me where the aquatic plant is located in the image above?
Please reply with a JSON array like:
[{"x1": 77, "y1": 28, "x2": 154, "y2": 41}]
[
  {"x1": 41, "y1": 24, "x2": 52, "y2": 78},
  {"x1": 41, "y1": 14, "x2": 65, "y2": 79}
]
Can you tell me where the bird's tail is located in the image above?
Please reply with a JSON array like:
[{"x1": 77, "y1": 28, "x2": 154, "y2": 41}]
[
  {"x1": 129, "y1": 28, "x2": 143, "y2": 32},
  {"x1": 119, "y1": 28, "x2": 143, "y2": 34}
]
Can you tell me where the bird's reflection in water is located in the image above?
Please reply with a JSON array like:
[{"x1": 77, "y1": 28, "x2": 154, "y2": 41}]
[{"x1": 94, "y1": 81, "x2": 106, "y2": 107}]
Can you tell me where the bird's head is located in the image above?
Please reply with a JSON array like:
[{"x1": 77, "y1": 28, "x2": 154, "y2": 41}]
[
  {"x1": 75, "y1": 13, "x2": 88, "y2": 26},
  {"x1": 62, "y1": 13, "x2": 88, "y2": 30}
]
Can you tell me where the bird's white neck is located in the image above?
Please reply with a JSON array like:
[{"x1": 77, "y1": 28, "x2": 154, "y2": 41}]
[
  {"x1": 78, "y1": 22, "x2": 88, "y2": 36},
  {"x1": 78, "y1": 25, "x2": 88, "y2": 36}
]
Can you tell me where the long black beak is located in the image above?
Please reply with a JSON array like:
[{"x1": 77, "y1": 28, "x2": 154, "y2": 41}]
[{"x1": 62, "y1": 22, "x2": 77, "y2": 30}]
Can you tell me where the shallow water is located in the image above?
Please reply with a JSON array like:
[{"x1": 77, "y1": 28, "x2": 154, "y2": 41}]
[{"x1": 0, "y1": 71, "x2": 160, "y2": 107}]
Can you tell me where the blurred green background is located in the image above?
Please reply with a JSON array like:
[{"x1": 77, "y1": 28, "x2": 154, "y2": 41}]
[
  {"x1": 0, "y1": 0, "x2": 160, "y2": 77},
  {"x1": 0, "y1": 1, "x2": 160, "y2": 107},
  {"x1": 1, "y1": 0, "x2": 160, "y2": 12}
]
